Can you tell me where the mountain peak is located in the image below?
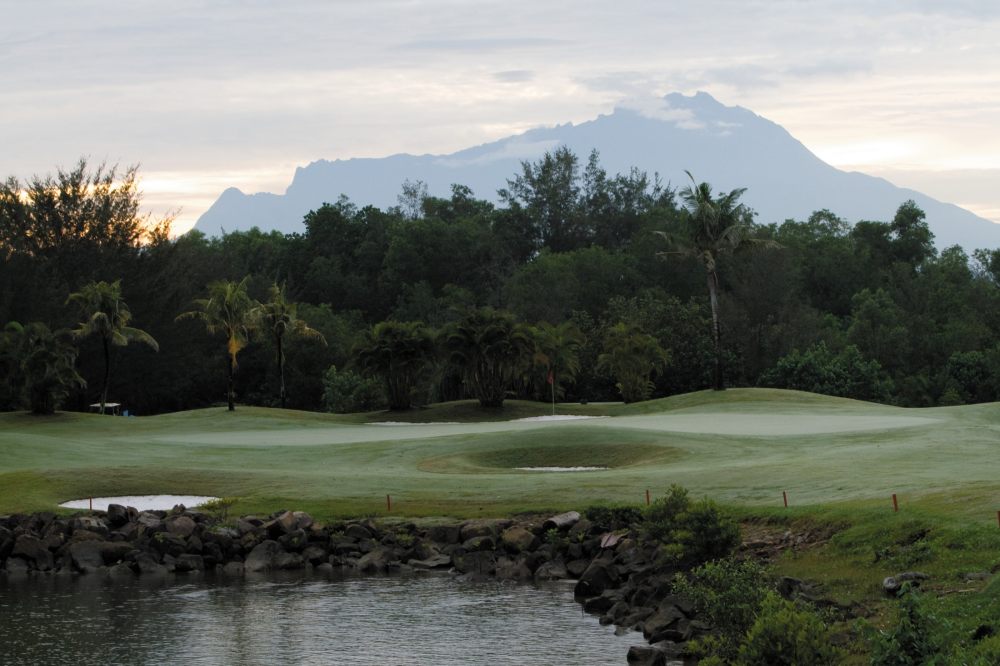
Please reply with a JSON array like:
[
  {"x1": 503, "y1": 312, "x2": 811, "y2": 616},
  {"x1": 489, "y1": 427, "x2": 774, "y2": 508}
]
[{"x1": 194, "y1": 96, "x2": 1000, "y2": 251}]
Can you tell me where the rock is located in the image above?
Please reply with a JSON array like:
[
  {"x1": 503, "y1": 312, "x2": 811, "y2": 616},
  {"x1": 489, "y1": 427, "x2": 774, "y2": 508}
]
[
  {"x1": 106, "y1": 504, "x2": 130, "y2": 528},
  {"x1": 291, "y1": 511, "x2": 314, "y2": 530},
  {"x1": 542, "y1": 511, "x2": 581, "y2": 531},
  {"x1": 626, "y1": 644, "x2": 667, "y2": 666},
  {"x1": 136, "y1": 513, "x2": 163, "y2": 532},
  {"x1": 409, "y1": 554, "x2": 452, "y2": 570},
  {"x1": 134, "y1": 552, "x2": 168, "y2": 576},
  {"x1": 495, "y1": 556, "x2": 532, "y2": 581},
  {"x1": 4, "y1": 556, "x2": 30, "y2": 575},
  {"x1": 583, "y1": 593, "x2": 617, "y2": 614},
  {"x1": 175, "y1": 554, "x2": 204, "y2": 572},
  {"x1": 357, "y1": 548, "x2": 391, "y2": 573},
  {"x1": 534, "y1": 560, "x2": 568, "y2": 581},
  {"x1": 302, "y1": 545, "x2": 328, "y2": 566},
  {"x1": 462, "y1": 536, "x2": 495, "y2": 552},
  {"x1": 500, "y1": 526, "x2": 539, "y2": 553},
  {"x1": 412, "y1": 539, "x2": 442, "y2": 561},
  {"x1": 222, "y1": 561, "x2": 245, "y2": 577},
  {"x1": 897, "y1": 571, "x2": 930, "y2": 582},
  {"x1": 426, "y1": 524, "x2": 461, "y2": 544},
  {"x1": 278, "y1": 529, "x2": 309, "y2": 552},
  {"x1": 650, "y1": 618, "x2": 692, "y2": 644},
  {"x1": 106, "y1": 562, "x2": 135, "y2": 579},
  {"x1": 101, "y1": 541, "x2": 134, "y2": 565},
  {"x1": 453, "y1": 550, "x2": 497, "y2": 575},
  {"x1": 236, "y1": 518, "x2": 261, "y2": 535},
  {"x1": 245, "y1": 540, "x2": 284, "y2": 572},
  {"x1": 344, "y1": 524, "x2": 373, "y2": 541},
  {"x1": 151, "y1": 532, "x2": 188, "y2": 558},
  {"x1": 69, "y1": 541, "x2": 106, "y2": 573},
  {"x1": 274, "y1": 552, "x2": 305, "y2": 570},
  {"x1": 566, "y1": 559, "x2": 590, "y2": 578},
  {"x1": 12, "y1": 535, "x2": 53, "y2": 571},
  {"x1": 568, "y1": 518, "x2": 593, "y2": 540},
  {"x1": 459, "y1": 519, "x2": 510, "y2": 541},
  {"x1": 642, "y1": 605, "x2": 686, "y2": 639},
  {"x1": 165, "y1": 515, "x2": 197, "y2": 538},
  {"x1": 575, "y1": 559, "x2": 620, "y2": 599},
  {"x1": 330, "y1": 537, "x2": 360, "y2": 556},
  {"x1": 621, "y1": 607, "x2": 655, "y2": 628},
  {"x1": 315, "y1": 562, "x2": 334, "y2": 574},
  {"x1": 71, "y1": 516, "x2": 109, "y2": 538}
]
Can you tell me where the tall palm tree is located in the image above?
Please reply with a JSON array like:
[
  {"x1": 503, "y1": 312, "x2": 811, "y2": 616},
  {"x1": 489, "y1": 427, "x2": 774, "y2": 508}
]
[
  {"x1": 176, "y1": 277, "x2": 257, "y2": 411},
  {"x1": 254, "y1": 283, "x2": 326, "y2": 408},
  {"x1": 4, "y1": 321, "x2": 86, "y2": 415},
  {"x1": 597, "y1": 322, "x2": 667, "y2": 403},
  {"x1": 66, "y1": 280, "x2": 159, "y2": 414},
  {"x1": 659, "y1": 172, "x2": 776, "y2": 390},
  {"x1": 443, "y1": 308, "x2": 533, "y2": 408},
  {"x1": 355, "y1": 320, "x2": 435, "y2": 411},
  {"x1": 530, "y1": 321, "x2": 585, "y2": 409}
]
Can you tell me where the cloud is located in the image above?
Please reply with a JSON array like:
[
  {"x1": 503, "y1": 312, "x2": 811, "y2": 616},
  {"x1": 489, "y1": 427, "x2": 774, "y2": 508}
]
[
  {"x1": 494, "y1": 70, "x2": 535, "y2": 83},
  {"x1": 397, "y1": 37, "x2": 566, "y2": 52}
]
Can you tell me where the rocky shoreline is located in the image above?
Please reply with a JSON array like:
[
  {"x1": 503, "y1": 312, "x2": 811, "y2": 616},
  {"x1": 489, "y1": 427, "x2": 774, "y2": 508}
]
[{"x1": 0, "y1": 504, "x2": 776, "y2": 665}]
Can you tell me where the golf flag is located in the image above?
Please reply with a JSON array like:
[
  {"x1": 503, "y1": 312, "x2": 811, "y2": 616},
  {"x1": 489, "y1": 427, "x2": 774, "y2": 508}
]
[{"x1": 546, "y1": 369, "x2": 554, "y2": 385}]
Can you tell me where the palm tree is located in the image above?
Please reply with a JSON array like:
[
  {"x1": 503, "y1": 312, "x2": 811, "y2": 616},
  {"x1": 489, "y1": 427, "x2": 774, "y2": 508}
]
[
  {"x1": 659, "y1": 172, "x2": 775, "y2": 390},
  {"x1": 176, "y1": 277, "x2": 257, "y2": 411},
  {"x1": 254, "y1": 283, "x2": 326, "y2": 408},
  {"x1": 4, "y1": 322, "x2": 86, "y2": 414},
  {"x1": 597, "y1": 322, "x2": 668, "y2": 403},
  {"x1": 355, "y1": 320, "x2": 435, "y2": 410},
  {"x1": 530, "y1": 321, "x2": 585, "y2": 409},
  {"x1": 66, "y1": 280, "x2": 159, "y2": 414},
  {"x1": 443, "y1": 308, "x2": 533, "y2": 408}
]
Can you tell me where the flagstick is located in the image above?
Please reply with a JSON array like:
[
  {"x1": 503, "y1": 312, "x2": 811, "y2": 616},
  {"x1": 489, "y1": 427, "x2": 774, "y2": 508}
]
[{"x1": 551, "y1": 375, "x2": 555, "y2": 416}]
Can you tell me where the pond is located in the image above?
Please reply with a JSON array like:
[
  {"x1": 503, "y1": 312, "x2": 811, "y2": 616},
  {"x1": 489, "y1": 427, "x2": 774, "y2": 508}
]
[{"x1": 0, "y1": 571, "x2": 644, "y2": 665}]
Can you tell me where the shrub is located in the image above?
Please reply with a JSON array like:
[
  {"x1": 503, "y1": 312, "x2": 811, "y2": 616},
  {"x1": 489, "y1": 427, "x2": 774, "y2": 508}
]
[
  {"x1": 736, "y1": 592, "x2": 840, "y2": 665},
  {"x1": 583, "y1": 503, "x2": 643, "y2": 531},
  {"x1": 322, "y1": 364, "x2": 386, "y2": 413},
  {"x1": 870, "y1": 587, "x2": 943, "y2": 666},
  {"x1": 644, "y1": 484, "x2": 740, "y2": 566}
]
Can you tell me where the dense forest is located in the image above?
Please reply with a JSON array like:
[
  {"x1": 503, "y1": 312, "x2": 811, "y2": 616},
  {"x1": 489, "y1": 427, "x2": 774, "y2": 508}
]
[{"x1": 2, "y1": 150, "x2": 999, "y2": 415}]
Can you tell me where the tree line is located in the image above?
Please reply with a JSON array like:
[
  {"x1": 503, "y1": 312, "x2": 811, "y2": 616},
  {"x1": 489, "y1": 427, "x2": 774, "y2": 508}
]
[{"x1": 1, "y1": 151, "x2": 998, "y2": 415}]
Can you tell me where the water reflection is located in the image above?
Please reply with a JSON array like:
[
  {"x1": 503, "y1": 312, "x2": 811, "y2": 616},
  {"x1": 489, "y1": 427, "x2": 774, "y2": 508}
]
[{"x1": 0, "y1": 571, "x2": 641, "y2": 665}]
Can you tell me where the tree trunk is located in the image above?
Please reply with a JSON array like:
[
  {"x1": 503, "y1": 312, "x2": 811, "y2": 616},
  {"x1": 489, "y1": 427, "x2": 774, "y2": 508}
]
[
  {"x1": 101, "y1": 336, "x2": 111, "y2": 414},
  {"x1": 277, "y1": 335, "x2": 285, "y2": 409},
  {"x1": 227, "y1": 353, "x2": 235, "y2": 411},
  {"x1": 707, "y1": 269, "x2": 725, "y2": 391}
]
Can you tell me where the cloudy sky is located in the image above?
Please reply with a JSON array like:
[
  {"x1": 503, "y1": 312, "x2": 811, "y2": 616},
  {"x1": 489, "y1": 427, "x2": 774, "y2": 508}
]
[{"x1": 4, "y1": 1, "x2": 1000, "y2": 235}]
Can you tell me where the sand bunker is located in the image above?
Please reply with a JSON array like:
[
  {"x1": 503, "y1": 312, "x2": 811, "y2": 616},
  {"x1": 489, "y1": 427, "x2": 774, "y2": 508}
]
[
  {"x1": 609, "y1": 413, "x2": 939, "y2": 436},
  {"x1": 59, "y1": 495, "x2": 218, "y2": 512},
  {"x1": 515, "y1": 466, "x2": 608, "y2": 472},
  {"x1": 512, "y1": 415, "x2": 605, "y2": 422}
]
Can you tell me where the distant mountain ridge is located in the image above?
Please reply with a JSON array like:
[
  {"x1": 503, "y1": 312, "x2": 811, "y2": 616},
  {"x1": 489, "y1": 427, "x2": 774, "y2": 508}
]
[{"x1": 195, "y1": 92, "x2": 1000, "y2": 250}]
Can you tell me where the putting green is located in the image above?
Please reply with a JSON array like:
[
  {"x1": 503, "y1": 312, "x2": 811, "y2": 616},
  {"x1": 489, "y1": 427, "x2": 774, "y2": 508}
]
[{"x1": 0, "y1": 389, "x2": 996, "y2": 519}]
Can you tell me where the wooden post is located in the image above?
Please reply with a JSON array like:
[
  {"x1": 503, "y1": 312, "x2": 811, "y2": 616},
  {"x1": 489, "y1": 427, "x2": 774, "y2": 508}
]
[
  {"x1": 892, "y1": 493, "x2": 898, "y2": 513},
  {"x1": 89, "y1": 497, "x2": 92, "y2": 511},
  {"x1": 996, "y1": 510, "x2": 999, "y2": 528},
  {"x1": 386, "y1": 494, "x2": 391, "y2": 512},
  {"x1": 783, "y1": 491, "x2": 788, "y2": 508},
  {"x1": 645, "y1": 489, "x2": 650, "y2": 506}
]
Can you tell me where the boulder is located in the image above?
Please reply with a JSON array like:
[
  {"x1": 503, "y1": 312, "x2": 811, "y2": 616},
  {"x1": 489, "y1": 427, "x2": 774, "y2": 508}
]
[
  {"x1": 542, "y1": 511, "x2": 581, "y2": 532},
  {"x1": 12, "y1": 535, "x2": 54, "y2": 571},
  {"x1": 245, "y1": 540, "x2": 284, "y2": 573},
  {"x1": 68, "y1": 540, "x2": 106, "y2": 573},
  {"x1": 575, "y1": 559, "x2": 620, "y2": 599},
  {"x1": 460, "y1": 519, "x2": 510, "y2": 541},
  {"x1": 174, "y1": 554, "x2": 204, "y2": 572},
  {"x1": 106, "y1": 562, "x2": 135, "y2": 579},
  {"x1": 462, "y1": 536, "x2": 495, "y2": 552},
  {"x1": 101, "y1": 541, "x2": 134, "y2": 565},
  {"x1": 453, "y1": 550, "x2": 497, "y2": 575},
  {"x1": 222, "y1": 561, "x2": 245, "y2": 577},
  {"x1": 71, "y1": 516, "x2": 109, "y2": 538},
  {"x1": 534, "y1": 560, "x2": 569, "y2": 581},
  {"x1": 106, "y1": 504, "x2": 130, "y2": 528},
  {"x1": 151, "y1": 532, "x2": 188, "y2": 558},
  {"x1": 134, "y1": 552, "x2": 168, "y2": 576},
  {"x1": 410, "y1": 553, "x2": 452, "y2": 569},
  {"x1": 566, "y1": 559, "x2": 590, "y2": 578},
  {"x1": 274, "y1": 552, "x2": 305, "y2": 570},
  {"x1": 495, "y1": 556, "x2": 532, "y2": 581},
  {"x1": 278, "y1": 529, "x2": 309, "y2": 552},
  {"x1": 357, "y1": 548, "x2": 392, "y2": 573},
  {"x1": 426, "y1": 524, "x2": 461, "y2": 544},
  {"x1": 302, "y1": 545, "x2": 329, "y2": 566},
  {"x1": 291, "y1": 511, "x2": 314, "y2": 530},
  {"x1": 4, "y1": 556, "x2": 30, "y2": 575},
  {"x1": 626, "y1": 641, "x2": 685, "y2": 666},
  {"x1": 165, "y1": 515, "x2": 197, "y2": 538},
  {"x1": 344, "y1": 524, "x2": 373, "y2": 541},
  {"x1": 643, "y1": 605, "x2": 686, "y2": 640},
  {"x1": 136, "y1": 513, "x2": 163, "y2": 532},
  {"x1": 500, "y1": 526, "x2": 539, "y2": 553}
]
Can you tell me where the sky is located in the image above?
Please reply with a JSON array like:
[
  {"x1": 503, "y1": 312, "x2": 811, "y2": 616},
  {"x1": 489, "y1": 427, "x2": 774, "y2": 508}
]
[{"x1": 4, "y1": 1, "x2": 1000, "y2": 236}]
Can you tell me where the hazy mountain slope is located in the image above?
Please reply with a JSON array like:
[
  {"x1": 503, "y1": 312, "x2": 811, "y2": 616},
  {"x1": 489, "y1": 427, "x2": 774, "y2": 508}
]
[{"x1": 195, "y1": 92, "x2": 1000, "y2": 250}]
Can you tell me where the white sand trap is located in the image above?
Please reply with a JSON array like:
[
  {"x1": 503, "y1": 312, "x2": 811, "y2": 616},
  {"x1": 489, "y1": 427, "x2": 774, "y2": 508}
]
[
  {"x1": 371, "y1": 421, "x2": 462, "y2": 426},
  {"x1": 609, "y1": 413, "x2": 939, "y2": 436},
  {"x1": 59, "y1": 495, "x2": 218, "y2": 512},
  {"x1": 512, "y1": 415, "x2": 605, "y2": 422},
  {"x1": 516, "y1": 466, "x2": 608, "y2": 472}
]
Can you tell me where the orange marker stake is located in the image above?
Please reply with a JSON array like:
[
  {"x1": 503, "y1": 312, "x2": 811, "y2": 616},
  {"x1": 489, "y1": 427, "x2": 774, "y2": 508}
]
[
  {"x1": 996, "y1": 510, "x2": 999, "y2": 528},
  {"x1": 783, "y1": 491, "x2": 788, "y2": 508},
  {"x1": 645, "y1": 489, "x2": 650, "y2": 506},
  {"x1": 386, "y1": 494, "x2": 391, "y2": 512},
  {"x1": 89, "y1": 497, "x2": 92, "y2": 511},
  {"x1": 892, "y1": 493, "x2": 899, "y2": 513}
]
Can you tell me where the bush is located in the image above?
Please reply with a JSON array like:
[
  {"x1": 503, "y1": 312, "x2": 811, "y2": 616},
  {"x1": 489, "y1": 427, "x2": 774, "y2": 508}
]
[
  {"x1": 674, "y1": 557, "x2": 770, "y2": 662},
  {"x1": 583, "y1": 503, "x2": 643, "y2": 531},
  {"x1": 322, "y1": 365, "x2": 385, "y2": 413},
  {"x1": 870, "y1": 587, "x2": 943, "y2": 666},
  {"x1": 736, "y1": 592, "x2": 840, "y2": 665},
  {"x1": 644, "y1": 484, "x2": 740, "y2": 566}
]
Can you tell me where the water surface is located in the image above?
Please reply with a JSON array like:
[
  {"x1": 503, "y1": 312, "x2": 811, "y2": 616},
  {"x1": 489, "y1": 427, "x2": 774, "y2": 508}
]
[{"x1": 0, "y1": 571, "x2": 640, "y2": 665}]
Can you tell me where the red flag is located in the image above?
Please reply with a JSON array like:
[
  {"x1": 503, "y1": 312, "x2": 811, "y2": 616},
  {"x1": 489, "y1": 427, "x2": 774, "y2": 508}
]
[{"x1": 546, "y1": 369, "x2": 554, "y2": 385}]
